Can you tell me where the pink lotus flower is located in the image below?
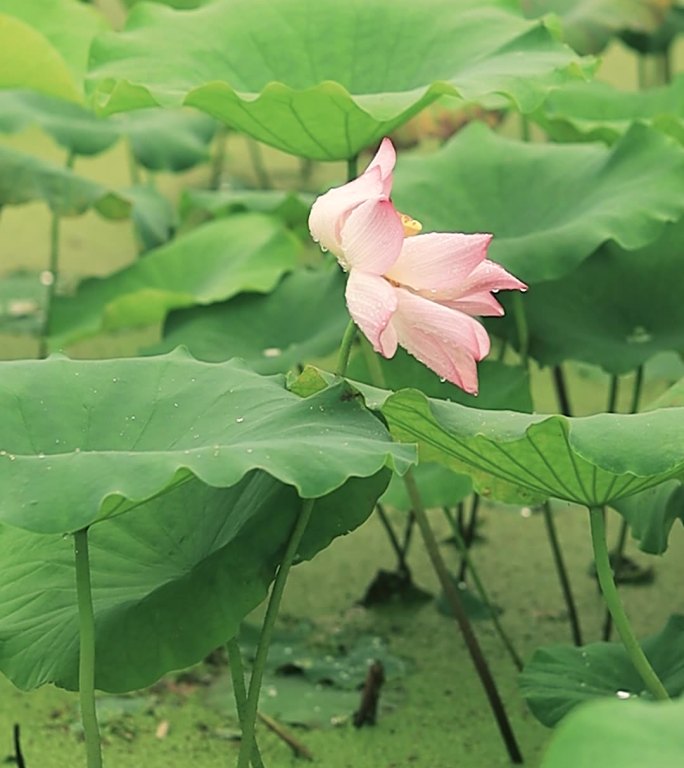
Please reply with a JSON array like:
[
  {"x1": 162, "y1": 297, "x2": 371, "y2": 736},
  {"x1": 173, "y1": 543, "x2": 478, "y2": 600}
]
[{"x1": 308, "y1": 138, "x2": 526, "y2": 394}]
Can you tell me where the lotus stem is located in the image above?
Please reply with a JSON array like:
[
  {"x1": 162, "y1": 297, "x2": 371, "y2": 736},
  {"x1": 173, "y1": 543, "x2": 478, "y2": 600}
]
[
  {"x1": 210, "y1": 124, "x2": 229, "y2": 189},
  {"x1": 226, "y1": 637, "x2": 264, "y2": 768},
  {"x1": 346, "y1": 153, "x2": 358, "y2": 181},
  {"x1": 246, "y1": 138, "x2": 271, "y2": 189},
  {"x1": 442, "y1": 507, "x2": 523, "y2": 671},
  {"x1": 551, "y1": 365, "x2": 572, "y2": 417},
  {"x1": 542, "y1": 501, "x2": 582, "y2": 646},
  {"x1": 237, "y1": 498, "x2": 316, "y2": 768},
  {"x1": 588, "y1": 506, "x2": 668, "y2": 700},
  {"x1": 375, "y1": 503, "x2": 410, "y2": 573},
  {"x1": 74, "y1": 528, "x2": 103, "y2": 768},
  {"x1": 457, "y1": 494, "x2": 480, "y2": 582},
  {"x1": 511, "y1": 292, "x2": 529, "y2": 367},
  {"x1": 38, "y1": 150, "x2": 75, "y2": 359},
  {"x1": 335, "y1": 320, "x2": 357, "y2": 376},
  {"x1": 404, "y1": 473, "x2": 523, "y2": 763},
  {"x1": 603, "y1": 365, "x2": 644, "y2": 640}
]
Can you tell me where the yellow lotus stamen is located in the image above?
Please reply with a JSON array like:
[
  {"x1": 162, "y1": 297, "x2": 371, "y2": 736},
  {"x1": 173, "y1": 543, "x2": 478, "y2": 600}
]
[{"x1": 399, "y1": 212, "x2": 422, "y2": 237}]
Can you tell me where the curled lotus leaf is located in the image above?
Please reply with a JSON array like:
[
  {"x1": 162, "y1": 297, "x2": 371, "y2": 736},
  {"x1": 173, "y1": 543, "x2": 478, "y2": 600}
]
[
  {"x1": 86, "y1": 0, "x2": 592, "y2": 159},
  {"x1": 0, "y1": 351, "x2": 415, "y2": 534}
]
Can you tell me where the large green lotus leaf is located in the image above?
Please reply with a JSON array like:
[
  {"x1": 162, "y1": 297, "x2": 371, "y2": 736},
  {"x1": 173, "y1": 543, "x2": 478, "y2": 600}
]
[
  {"x1": 533, "y1": 76, "x2": 684, "y2": 145},
  {"x1": 348, "y1": 351, "x2": 533, "y2": 412},
  {"x1": 0, "y1": 144, "x2": 130, "y2": 217},
  {"x1": 369, "y1": 357, "x2": 531, "y2": 510},
  {"x1": 180, "y1": 188, "x2": 313, "y2": 234},
  {"x1": 610, "y1": 480, "x2": 684, "y2": 555},
  {"x1": 520, "y1": 615, "x2": 684, "y2": 726},
  {"x1": 392, "y1": 121, "x2": 684, "y2": 283},
  {"x1": 49, "y1": 214, "x2": 300, "y2": 348},
  {"x1": 621, "y1": 5, "x2": 684, "y2": 53},
  {"x1": 0, "y1": 351, "x2": 414, "y2": 534},
  {"x1": 0, "y1": 90, "x2": 117, "y2": 154},
  {"x1": 0, "y1": 91, "x2": 217, "y2": 166},
  {"x1": 147, "y1": 267, "x2": 348, "y2": 372},
  {"x1": 541, "y1": 697, "x2": 684, "y2": 768},
  {"x1": 121, "y1": 108, "x2": 217, "y2": 171},
  {"x1": 378, "y1": 388, "x2": 684, "y2": 506},
  {"x1": 125, "y1": 184, "x2": 177, "y2": 252},
  {"x1": 122, "y1": 0, "x2": 209, "y2": 7},
  {"x1": 381, "y1": 461, "x2": 473, "y2": 510},
  {"x1": 0, "y1": 0, "x2": 107, "y2": 96},
  {"x1": 0, "y1": 14, "x2": 80, "y2": 102},
  {"x1": 521, "y1": 0, "x2": 671, "y2": 54},
  {"x1": 86, "y1": 0, "x2": 591, "y2": 160},
  {"x1": 491, "y1": 218, "x2": 684, "y2": 373},
  {"x1": 0, "y1": 470, "x2": 387, "y2": 692}
]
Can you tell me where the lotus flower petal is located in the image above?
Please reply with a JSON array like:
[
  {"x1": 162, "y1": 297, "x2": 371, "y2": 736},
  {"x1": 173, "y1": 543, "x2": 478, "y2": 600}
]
[
  {"x1": 345, "y1": 269, "x2": 398, "y2": 356},
  {"x1": 384, "y1": 232, "x2": 492, "y2": 296}
]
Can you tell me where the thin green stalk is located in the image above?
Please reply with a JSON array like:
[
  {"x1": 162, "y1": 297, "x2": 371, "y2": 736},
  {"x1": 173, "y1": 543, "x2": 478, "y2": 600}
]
[
  {"x1": 226, "y1": 637, "x2": 264, "y2": 768},
  {"x1": 511, "y1": 292, "x2": 529, "y2": 367},
  {"x1": 542, "y1": 501, "x2": 582, "y2": 646},
  {"x1": 638, "y1": 51, "x2": 671, "y2": 89},
  {"x1": 237, "y1": 499, "x2": 316, "y2": 768},
  {"x1": 127, "y1": 140, "x2": 140, "y2": 186},
  {"x1": 74, "y1": 528, "x2": 103, "y2": 768},
  {"x1": 606, "y1": 375, "x2": 619, "y2": 414},
  {"x1": 346, "y1": 154, "x2": 358, "y2": 181},
  {"x1": 376, "y1": 503, "x2": 409, "y2": 573},
  {"x1": 551, "y1": 365, "x2": 572, "y2": 417},
  {"x1": 38, "y1": 151, "x2": 75, "y2": 359},
  {"x1": 589, "y1": 507, "x2": 668, "y2": 700},
  {"x1": 360, "y1": 341, "x2": 522, "y2": 761},
  {"x1": 603, "y1": 365, "x2": 644, "y2": 641},
  {"x1": 210, "y1": 124, "x2": 229, "y2": 190},
  {"x1": 442, "y1": 507, "x2": 524, "y2": 671},
  {"x1": 246, "y1": 137, "x2": 271, "y2": 189},
  {"x1": 457, "y1": 494, "x2": 480, "y2": 582},
  {"x1": 404, "y1": 473, "x2": 522, "y2": 763},
  {"x1": 628, "y1": 365, "x2": 644, "y2": 414},
  {"x1": 335, "y1": 320, "x2": 357, "y2": 376},
  {"x1": 519, "y1": 113, "x2": 531, "y2": 142}
]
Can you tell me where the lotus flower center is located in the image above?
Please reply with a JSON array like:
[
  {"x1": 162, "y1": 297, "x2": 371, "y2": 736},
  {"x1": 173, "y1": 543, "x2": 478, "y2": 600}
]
[{"x1": 399, "y1": 212, "x2": 422, "y2": 237}]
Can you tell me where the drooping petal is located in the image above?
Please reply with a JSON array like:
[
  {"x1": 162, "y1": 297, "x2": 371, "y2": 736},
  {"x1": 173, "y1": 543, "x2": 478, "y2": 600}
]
[
  {"x1": 345, "y1": 270, "x2": 398, "y2": 356},
  {"x1": 390, "y1": 288, "x2": 491, "y2": 392},
  {"x1": 457, "y1": 260, "x2": 528, "y2": 297},
  {"x1": 340, "y1": 198, "x2": 404, "y2": 274},
  {"x1": 442, "y1": 291, "x2": 505, "y2": 317},
  {"x1": 384, "y1": 232, "x2": 492, "y2": 298},
  {"x1": 308, "y1": 165, "x2": 385, "y2": 257}
]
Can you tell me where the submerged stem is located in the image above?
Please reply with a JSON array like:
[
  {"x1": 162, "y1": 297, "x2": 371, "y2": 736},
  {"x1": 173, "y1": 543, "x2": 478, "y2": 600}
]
[
  {"x1": 74, "y1": 528, "x2": 103, "y2": 768},
  {"x1": 237, "y1": 498, "x2": 316, "y2": 768},
  {"x1": 226, "y1": 637, "x2": 264, "y2": 768},
  {"x1": 589, "y1": 507, "x2": 668, "y2": 700}
]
